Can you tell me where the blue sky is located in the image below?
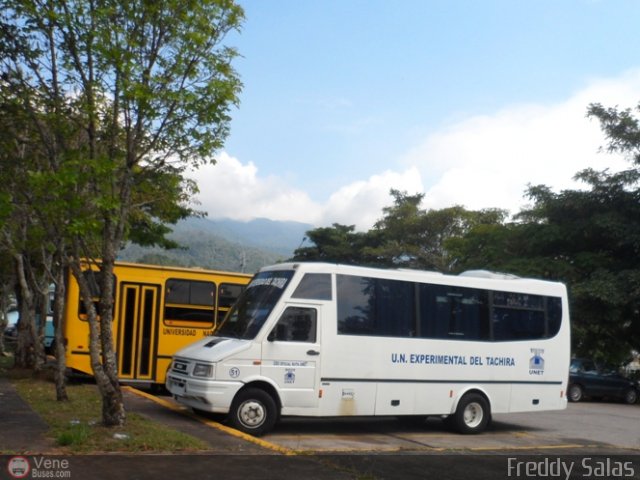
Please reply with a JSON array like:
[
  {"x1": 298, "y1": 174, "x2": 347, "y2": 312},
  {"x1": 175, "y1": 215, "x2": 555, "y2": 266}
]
[{"x1": 193, "y1": 0, "x2": 640, "y2": 230}]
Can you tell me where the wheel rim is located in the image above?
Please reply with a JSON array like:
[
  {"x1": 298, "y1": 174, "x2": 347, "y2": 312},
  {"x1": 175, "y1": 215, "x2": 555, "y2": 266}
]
[
  {"x1": 237, "y1": 399, "x2": 266, "y2": 429},
  {"x1": 569, "y1": 386, "x2": 581, "y2": 401},
  {"x1": 625, "y1": 390, "x2": 637, "y2": 404},
  {"x1": 463, "y1": 401, "x2": 484, "y2": 428}
]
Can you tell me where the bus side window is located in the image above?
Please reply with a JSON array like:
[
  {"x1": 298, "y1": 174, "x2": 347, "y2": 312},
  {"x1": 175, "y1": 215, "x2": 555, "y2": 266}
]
[
  {"x1": 78, "y1": 270, "x2": 115, "y2": 320},
  {"x1": 291, "y1": 273, "x2": 332, "y2": 300},
  {"x1": 269, "y1": 307, "x2": 317, "y2": 343},
  {"x1": 217, "y1": 283, "x2": 246, "y2": 324},
  {"x1": 164, "y1": 279, "x2": 215, "y2": 327}
]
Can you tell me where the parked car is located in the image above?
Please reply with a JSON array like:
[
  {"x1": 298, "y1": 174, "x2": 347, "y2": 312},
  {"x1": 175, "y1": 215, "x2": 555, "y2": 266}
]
[
  {"x1": 3, "y1": 286, "x2": 55, "y2": 353},
  {"x1": 3, "y1": 307, "x2": 54, "y2": 353},
  {"x1": 2, "y1": 307, "x2": 20, "y2": 343},
  {"x1": 568, "y1": 358, "x2": 639, "y2": 404}
]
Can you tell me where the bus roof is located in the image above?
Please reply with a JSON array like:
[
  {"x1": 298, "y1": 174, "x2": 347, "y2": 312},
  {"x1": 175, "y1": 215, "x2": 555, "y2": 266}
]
[
  {"x1": 83, "y1": 259, "x2": 253, "y2": 279},
  {"x1": 259, "y1": 262, "x2": 566, "y2": 295}
]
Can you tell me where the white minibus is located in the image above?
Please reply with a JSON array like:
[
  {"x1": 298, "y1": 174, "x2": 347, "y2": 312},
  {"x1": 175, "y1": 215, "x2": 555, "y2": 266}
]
[{"x1": 166, "y1": 262, "x2": 570, "y2": 436}]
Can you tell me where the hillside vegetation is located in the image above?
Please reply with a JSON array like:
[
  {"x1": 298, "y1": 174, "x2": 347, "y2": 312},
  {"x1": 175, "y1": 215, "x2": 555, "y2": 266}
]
[{"x1": 118, "y1": 217, "x2": 311, "y2": 273}]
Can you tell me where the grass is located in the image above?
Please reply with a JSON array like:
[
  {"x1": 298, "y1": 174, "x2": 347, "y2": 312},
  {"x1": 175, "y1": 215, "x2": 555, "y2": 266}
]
[{"x1": 0, "y1": 352, "x2": 211, "y2": 453}]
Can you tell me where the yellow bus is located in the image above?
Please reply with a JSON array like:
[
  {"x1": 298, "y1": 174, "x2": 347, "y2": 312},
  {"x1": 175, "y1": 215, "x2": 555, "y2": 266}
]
[{"x1": 64, "y1": 261, "x2": 252, "y2": 385}]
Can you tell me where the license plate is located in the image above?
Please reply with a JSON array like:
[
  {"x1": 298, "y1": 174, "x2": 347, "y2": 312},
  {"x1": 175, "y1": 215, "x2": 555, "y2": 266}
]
[{"x1": 169, "y1": 378, "x2": 186, "y2": 395}]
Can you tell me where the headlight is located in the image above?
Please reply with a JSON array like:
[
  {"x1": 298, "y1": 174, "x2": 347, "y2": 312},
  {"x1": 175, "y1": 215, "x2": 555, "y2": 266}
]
[{"x1": 192, "y1": 363, "x2": 213, "y2": 378}]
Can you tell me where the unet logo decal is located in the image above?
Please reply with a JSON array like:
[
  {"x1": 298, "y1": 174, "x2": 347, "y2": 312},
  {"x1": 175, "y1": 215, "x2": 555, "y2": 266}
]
[{"x1": 529, "y1": 348, "x2": 545, "y2": 375}]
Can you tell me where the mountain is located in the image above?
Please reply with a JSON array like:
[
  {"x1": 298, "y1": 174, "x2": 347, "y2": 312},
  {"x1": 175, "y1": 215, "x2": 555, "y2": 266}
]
[
  {"x1": 180, "y1": 217, "x2": 311, "y2": 256},
  {"x1": 118, "y1": 217, "x2": 313, "y2": 273}
]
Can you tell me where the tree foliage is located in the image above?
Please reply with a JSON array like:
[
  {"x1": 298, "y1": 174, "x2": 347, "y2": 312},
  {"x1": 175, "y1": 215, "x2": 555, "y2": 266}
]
[
  {"x1": 0, "y1": 0, "x2": 243, "y2": 425},
  {"x1": 294, "y1": 190, "x2": 507, "y2": 272},
  {"x1": 450, "y1": 105, "x2": 640, "y2": 363},
  {"x1": 369, "y1": 190, "x2": 507, "y2": 271},
  {"x1": 295, "y1": 104, "x2": 640, "y2": 364},
  {"x1": 293, "y1": 224, "x2": 377, "y2": 265}
]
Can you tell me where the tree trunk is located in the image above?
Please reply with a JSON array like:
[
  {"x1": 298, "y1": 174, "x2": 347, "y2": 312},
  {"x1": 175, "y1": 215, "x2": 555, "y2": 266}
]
[
  {"x1": 52, "y1": 267, "x2": 68, "y2": 401},
  {"x1": 69, "y1": 259, "x2": 125, "y2": 426},
  {"x1": 98, "y1": 239, "x2": 126, "y2": 426},
  {"x1": 0, "y1": 307, "x2": 6, "y2": 357},
  {"x1": 14, "y1": 254, "x2": 37, "y2": 369},
  {"x1": 0, "y1": 284, "x2": 9, "y2": 356},
  {"x1": 34, "y1": 287, "x2": 47, "y2": 370}
]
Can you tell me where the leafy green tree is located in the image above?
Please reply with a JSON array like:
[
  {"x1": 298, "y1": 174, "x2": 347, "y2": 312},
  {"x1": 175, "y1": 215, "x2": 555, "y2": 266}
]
[
  {"x1": 293, "y1": 224, "x2": 377, "y2": 265},
  {"x1": 0, "y1": 93, "x2": 54, "y2": 371},
  {"x1": 452, "y1": 181, "x2": 640, "y2": 362},
  {"x1": 0, "y1": 0, "x2": 243, "y2": 426},
  {"x1": 451, "y1": 104, "x2": 640, "y2": 363},
  {"x1": 0, "y1": 253, "x2": 15, "y2": 357},
  {"x1": 294, "y1": 191, "x2": 507, "y2": 272},
  {"x1": 370, "y1": 190, "x2": 507, "y2": 271},
  {"x1": 524, "y1": 174, "x2": 640, "y2": 362}
]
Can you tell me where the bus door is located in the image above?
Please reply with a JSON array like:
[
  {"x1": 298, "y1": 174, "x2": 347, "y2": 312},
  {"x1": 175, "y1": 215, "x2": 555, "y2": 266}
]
[
  {"x1": 261, "y1": 304, "x2": 321, "y2": 409},
  {"x1": 117, "y1": 283, "x2": 160, "y2": 382}
]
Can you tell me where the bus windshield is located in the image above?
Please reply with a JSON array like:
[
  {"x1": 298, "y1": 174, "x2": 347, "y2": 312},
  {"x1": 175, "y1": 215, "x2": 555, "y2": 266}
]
[{"x1": 215, "y1": 270, "x2": 294, "y2": 340}]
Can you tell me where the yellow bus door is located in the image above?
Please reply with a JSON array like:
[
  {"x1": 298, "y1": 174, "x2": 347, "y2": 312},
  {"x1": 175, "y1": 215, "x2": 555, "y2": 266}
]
[{"x1": 117, "y1": 283, "x2": 160, "y2": 382}]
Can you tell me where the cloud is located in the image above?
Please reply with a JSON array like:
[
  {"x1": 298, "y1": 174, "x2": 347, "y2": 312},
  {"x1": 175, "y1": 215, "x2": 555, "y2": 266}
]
[
  {"x1": 319, "y1": 167, "x2": 424, "y2": 229},
  {"x1": 191, "y1": 154, "x2": 422, "y2": 231},
  {"x1": 192, "y1": 70, "x2": 640, "y2": 231},
  {"x1": 405, "y1": 70, "x2": 640, "y2": 212},
  {"x1": 190, "y1": 153, "x2": 323, "y2": 224}
]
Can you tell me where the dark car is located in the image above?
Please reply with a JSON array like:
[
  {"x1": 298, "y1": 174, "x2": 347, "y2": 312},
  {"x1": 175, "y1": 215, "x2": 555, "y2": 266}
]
[{"x1": 568, "y1": 358, "x2": 638, "y2": 404}]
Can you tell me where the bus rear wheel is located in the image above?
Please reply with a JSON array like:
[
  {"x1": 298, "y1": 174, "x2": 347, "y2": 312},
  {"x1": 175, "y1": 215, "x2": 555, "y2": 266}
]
[
  {"x1": 228, "y1": 388, "x2": 277, "y2": 437},
  {"x1": 451, "y1": 393, "x2": 490, "y2": 434}
]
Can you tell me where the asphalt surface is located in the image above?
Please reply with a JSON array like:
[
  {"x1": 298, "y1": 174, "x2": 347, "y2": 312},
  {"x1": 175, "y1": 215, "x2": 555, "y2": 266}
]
[
  {"x1": 0, "y1": 378, "x2": 53, "y2": 454},
  {"x1": 1, "y1": 377, "x2": 639, "y2": 480},
  {"x1": 0, "y1": 377, "x2": 358, "y2": 479}
]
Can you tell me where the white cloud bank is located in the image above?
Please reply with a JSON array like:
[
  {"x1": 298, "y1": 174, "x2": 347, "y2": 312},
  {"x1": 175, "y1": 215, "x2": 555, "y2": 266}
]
[
  {"x1": 192, "y1": 70, "x2": 640, "y2": 231},
  {"x1": 405, "y1": 70, "x2": 640, "y2": 213},
  {"x1": 190, "y1": 153, "x2": 322, "y2": 224},
  {"x1": 191, "y1": 154, "x2": 422, "y2": 230}
]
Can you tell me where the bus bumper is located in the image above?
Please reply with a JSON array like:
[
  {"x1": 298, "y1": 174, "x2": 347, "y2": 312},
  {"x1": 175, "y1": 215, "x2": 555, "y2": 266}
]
[{"x1": 166, "y1": 374, "x2": 243, "y2": 413}]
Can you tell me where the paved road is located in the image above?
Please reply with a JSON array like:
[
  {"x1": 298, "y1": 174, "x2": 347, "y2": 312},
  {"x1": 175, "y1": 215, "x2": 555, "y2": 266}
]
[
  {"x1": 2, "y1": 385, "x2": 639, "y2": 480},
  {"x1": 494, "y1": 401, "x2": 640, "y2": 449},
  {"x1": 5, "y1": 451, "x2": 639, "y2": 480},
  {"x1": 261, "y1": 401, "x2": 640, "y2": 453}
]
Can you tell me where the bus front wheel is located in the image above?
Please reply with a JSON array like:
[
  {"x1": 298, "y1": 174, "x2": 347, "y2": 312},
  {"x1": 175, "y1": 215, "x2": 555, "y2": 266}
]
[
  {"x1": 451, "y1": 393, "x2": 491, "y2": 434},
  {"x1": 228, "y1": 388, "x2": 277, "y2": 437}
]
